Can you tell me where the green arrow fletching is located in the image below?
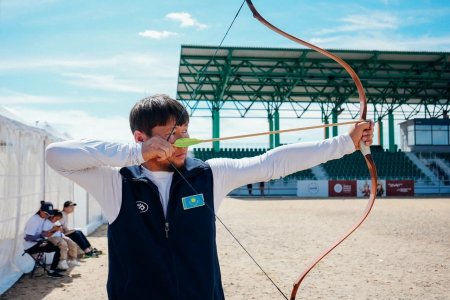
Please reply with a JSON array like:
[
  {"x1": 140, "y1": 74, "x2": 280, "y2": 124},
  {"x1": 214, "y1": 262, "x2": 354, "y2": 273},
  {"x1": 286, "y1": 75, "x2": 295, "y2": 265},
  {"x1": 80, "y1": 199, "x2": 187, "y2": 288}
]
[{"x1": 174, "y1": 138, "x2": 204, "y2": 147}]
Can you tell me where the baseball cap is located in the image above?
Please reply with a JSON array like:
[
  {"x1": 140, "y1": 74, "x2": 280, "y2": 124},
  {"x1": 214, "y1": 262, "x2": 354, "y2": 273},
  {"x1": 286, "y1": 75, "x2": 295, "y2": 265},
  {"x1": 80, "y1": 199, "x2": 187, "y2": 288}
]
[
  {"x1": 40, "y1": 201, "x2": 54, "y2": 215},
  {"x1": 63, "y1": 201, "x2": 77, "y2": 207}
]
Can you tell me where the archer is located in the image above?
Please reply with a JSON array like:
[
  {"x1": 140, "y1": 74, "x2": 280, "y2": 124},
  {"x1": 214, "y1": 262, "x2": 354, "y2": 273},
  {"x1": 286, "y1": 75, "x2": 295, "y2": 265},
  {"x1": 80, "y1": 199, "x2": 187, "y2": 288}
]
[{"x1": 46, "y1": 94, "x2": 373, "y2": 299}]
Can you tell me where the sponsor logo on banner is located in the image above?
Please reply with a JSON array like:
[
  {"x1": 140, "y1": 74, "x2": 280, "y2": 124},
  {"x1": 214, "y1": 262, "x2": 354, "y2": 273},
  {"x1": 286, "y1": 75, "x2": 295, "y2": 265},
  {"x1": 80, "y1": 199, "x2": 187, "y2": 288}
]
[
  {"x1": 328, "y1": 180, "x2": 356, "y2": 197},
  {"x1": 297, "y1": 180, "x2": 329, "y2": 197},
  {"x1": 308, "y1": 182, "x2": 319, "y2": 194},
  {"x1": 386, "y1": 180, "x2": 414, "y2": 196},
  {"x1": 357, "y1": 180, "x2": 386, "y2": 197}
]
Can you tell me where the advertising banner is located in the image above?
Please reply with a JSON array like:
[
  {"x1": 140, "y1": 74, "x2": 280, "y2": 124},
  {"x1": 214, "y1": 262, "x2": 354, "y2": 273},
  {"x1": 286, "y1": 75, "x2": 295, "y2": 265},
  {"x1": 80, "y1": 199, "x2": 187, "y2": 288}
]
[
  {"x1": 357, "y1": 180, "x2": 386, "y2": 197},
  {"x1": 297, "y1": 180, "x2": 328, "y2": 197},
  {"x1": 386, "y1": 180, "x2": 414, "y2": 196},
  {"x1": 328, "y1": 180, "x2": 356, "y2": 197}
]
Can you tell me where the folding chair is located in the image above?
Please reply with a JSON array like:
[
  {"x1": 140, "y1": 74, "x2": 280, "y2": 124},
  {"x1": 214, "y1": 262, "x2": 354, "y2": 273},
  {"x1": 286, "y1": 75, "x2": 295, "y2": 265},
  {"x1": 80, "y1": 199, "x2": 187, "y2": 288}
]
[{"x1": 22, "y1": 251, "x2": 50, "y2": 277}]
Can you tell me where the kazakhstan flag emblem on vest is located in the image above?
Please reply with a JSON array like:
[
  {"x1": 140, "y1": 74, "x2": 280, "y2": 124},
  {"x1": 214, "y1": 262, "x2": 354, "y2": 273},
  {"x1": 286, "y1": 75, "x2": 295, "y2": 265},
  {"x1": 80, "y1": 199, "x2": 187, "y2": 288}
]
[{"x1": 182, "y1": 194, "x2": 205, "y2": 210}]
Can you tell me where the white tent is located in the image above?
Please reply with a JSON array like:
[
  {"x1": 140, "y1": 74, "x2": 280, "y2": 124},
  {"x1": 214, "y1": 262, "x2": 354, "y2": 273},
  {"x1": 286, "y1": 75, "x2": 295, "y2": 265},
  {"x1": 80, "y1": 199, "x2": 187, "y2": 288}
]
[{"x1": 0, "y1": 108, "x2": 104, "y2": 294}]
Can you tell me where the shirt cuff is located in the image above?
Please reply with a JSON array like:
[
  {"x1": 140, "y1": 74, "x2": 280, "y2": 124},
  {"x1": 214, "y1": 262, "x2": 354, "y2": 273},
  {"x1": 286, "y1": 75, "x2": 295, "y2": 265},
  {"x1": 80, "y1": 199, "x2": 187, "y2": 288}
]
[
  {"x1": 135, "y1": 142, "x2": 146, "y2": 165},
  {"x1": 342, "y1": 133, "x2": 356, "y2": 154}
]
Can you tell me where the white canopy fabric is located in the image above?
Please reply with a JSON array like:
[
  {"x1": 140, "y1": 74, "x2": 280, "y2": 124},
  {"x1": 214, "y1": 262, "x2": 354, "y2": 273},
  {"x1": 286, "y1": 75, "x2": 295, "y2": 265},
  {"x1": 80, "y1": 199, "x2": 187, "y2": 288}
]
[{"x1": 0, "y1": 112, "x2": 104, "y2": 294}]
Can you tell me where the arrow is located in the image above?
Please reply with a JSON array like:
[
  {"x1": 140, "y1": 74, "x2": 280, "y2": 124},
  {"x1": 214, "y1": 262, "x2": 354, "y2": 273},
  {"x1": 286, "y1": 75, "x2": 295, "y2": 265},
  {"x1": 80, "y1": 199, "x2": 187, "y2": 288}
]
[{"x1": 174, "y1": 120, "x2": 360, "y2": 147}]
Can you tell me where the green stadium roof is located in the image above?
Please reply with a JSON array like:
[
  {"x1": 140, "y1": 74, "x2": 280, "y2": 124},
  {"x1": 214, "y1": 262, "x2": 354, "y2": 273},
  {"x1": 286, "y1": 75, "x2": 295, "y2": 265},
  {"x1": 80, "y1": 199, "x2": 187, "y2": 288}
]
[{"x1": 177, "y1": 45, "x2": 450, "y2": 118}]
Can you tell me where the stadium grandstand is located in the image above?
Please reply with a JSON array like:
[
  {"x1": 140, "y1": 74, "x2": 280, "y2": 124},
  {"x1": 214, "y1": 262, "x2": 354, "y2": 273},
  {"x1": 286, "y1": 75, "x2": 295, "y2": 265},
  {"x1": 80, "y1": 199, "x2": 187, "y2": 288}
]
[{"x1": 177, "y1": 45, "x2": 450, "y2": 196}]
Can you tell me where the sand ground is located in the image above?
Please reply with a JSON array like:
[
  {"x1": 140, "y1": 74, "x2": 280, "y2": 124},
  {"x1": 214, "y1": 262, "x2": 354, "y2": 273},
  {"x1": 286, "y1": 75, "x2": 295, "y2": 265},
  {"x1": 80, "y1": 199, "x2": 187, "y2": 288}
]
[{"x1": 2, "y1": 197, "x2": 449, "y2": 300}]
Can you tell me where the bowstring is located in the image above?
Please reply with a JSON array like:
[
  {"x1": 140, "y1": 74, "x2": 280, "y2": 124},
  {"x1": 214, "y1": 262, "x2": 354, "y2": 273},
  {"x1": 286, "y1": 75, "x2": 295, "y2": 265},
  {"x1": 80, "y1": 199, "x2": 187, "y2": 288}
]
[
  {"x1": 168, "y1": 161, "x2": 287, "y2": 299},
  {"x1": 167, "y1": 0, "x2": 246, "y2": 138},
  {"x1": 166, "y1": 1, "x2": 288, "y2": 299}
]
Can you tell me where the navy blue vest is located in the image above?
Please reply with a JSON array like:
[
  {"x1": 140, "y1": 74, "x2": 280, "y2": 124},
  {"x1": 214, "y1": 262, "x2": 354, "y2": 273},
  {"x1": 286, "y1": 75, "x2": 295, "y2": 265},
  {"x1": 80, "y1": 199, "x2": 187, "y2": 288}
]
[{"x1": 107, "y1": 158, "x2": 224, "y2": 300}]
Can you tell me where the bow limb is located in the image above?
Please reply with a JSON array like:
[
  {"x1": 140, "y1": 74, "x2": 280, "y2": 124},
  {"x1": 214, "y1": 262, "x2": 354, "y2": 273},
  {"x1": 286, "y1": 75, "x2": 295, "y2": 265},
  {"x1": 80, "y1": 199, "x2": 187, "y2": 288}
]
[{"x1": 244, "y1": 1, "x2": 378, "y2": 299}]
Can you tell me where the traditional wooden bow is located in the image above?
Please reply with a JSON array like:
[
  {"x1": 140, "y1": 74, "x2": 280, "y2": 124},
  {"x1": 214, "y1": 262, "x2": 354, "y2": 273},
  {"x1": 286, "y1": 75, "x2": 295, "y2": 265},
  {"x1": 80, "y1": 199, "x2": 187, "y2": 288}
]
[{"x1": 244, "y1": 1, "x2": 378, "y2": 299}]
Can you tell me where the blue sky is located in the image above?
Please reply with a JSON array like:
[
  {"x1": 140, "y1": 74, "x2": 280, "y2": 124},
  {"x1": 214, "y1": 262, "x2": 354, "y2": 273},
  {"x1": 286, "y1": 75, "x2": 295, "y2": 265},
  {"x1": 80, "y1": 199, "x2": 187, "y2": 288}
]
[{"x1": 1, "y1": 0, "x2": 449, "y2": 147}]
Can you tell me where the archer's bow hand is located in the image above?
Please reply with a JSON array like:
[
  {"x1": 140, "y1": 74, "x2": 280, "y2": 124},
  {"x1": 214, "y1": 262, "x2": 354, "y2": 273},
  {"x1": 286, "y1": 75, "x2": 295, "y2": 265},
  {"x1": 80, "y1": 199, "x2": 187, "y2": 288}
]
[{"x1": 349, "y1": 120, "x2": 374, "y2": 150}]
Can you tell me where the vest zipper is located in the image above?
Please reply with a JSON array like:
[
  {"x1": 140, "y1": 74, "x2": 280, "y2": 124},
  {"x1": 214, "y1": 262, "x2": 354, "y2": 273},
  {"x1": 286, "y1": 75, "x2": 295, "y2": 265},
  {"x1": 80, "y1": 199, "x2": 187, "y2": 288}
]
[
  {"x1": 165, "y1": 177, "x2": 184, "y2": 239},
  {"x1": 165, "y1": 222, "x2": 170, "y2": 238}
]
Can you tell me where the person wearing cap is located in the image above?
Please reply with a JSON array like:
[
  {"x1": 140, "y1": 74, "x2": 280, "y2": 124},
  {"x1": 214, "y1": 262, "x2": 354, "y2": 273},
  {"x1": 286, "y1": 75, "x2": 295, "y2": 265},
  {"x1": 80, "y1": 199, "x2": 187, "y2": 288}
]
[
  {"x1": 23, "y1": 201, "x2": 64, "y2": 278},
  {"x1": 60, "y1": 201, "x2": 99, "y2": 257}
]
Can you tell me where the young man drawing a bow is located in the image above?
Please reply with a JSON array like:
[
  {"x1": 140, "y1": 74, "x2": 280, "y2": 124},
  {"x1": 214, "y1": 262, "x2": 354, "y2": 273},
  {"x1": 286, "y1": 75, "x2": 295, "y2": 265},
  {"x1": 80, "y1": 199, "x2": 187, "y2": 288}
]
[{"x1": 46, "y1": 94, "x2": 373, "y2": 300}]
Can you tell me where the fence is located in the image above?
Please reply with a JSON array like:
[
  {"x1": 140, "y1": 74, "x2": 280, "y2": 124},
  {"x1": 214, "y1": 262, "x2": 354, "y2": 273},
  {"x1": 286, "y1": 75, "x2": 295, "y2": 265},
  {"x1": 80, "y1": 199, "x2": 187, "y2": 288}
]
[
  {"x1": 231, "y1": 178, "x2": 450, "y2": 197},
  {"x1": 0, "y1": 115, "x2": 104, "y2": 294}
]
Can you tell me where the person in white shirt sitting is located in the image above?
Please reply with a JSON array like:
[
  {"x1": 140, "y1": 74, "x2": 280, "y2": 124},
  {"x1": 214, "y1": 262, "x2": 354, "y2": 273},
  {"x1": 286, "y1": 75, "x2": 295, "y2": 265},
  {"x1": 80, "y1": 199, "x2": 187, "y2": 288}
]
[
  {"x1": 44, "y1": 210, "x2": 81, "y2": 270},
  {"x1": 60, "y1": 201, "x2": 102, "y2": 257},
  {"x1": 23, "y1": 201, "x2": 64, "y2": 278}
]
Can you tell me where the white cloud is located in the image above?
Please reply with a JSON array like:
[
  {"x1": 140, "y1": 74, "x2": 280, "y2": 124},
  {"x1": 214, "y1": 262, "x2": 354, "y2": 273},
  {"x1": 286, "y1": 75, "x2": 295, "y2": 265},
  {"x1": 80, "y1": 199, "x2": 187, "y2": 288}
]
[
  {"x1": 341, "y1": 13, "x2": 398, "y2": 30},
  {"x1": 7, "y1": 106, "x2": 133, "y2": 142},
  {"x1": 0, "y1": 53, "x2": 172, "y2": 74},
  {"x1": 302, "y1": 9, "x2": 450, "y2": 52},
  {"x1": 166, "y1": 12, "x2": 208, "y2": 30},
  {"x1": 0, "y1": 88, "x2": 101, "y2": 105},
  {"x1": 0, "y1": 58, "x2": 105, "y2": 71},
  {"x1": 62, "y1": 72, "x2": 146, "y2": 93},
  {"x1": 317, "y1": 12, "x2": 399, "y2": 35},
  {"x1": 0, "y1": 52, "x2": 179, "y2": 99},
  {"x1": 310, "y1": 33, "x2": 450, "y2": 51},
  {"x1": 138, "y1": 30, "x2": 178, "y2": 40}
]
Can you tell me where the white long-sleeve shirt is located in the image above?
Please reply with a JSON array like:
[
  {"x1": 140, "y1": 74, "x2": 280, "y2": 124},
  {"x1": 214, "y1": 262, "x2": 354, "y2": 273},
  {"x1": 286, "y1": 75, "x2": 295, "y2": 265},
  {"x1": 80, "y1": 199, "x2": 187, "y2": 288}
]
[{"x1": 45, "y1": 135, "x2": 355, "y2": 224}]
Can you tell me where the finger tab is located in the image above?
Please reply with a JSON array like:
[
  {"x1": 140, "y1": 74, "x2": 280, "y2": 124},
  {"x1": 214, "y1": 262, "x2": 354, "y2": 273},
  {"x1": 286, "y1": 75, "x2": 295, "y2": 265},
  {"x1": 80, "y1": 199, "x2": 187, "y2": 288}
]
[{"x1": 359, "y1": 141, "x2": 371, "y2": 156}]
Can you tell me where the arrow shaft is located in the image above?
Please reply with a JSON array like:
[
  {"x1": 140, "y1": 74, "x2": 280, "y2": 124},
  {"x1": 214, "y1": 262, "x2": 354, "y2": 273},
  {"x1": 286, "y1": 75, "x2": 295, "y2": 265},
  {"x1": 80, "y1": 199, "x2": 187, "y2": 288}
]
[{"x1": 199, "y1": 120, "x2": 360, "y2": 144}]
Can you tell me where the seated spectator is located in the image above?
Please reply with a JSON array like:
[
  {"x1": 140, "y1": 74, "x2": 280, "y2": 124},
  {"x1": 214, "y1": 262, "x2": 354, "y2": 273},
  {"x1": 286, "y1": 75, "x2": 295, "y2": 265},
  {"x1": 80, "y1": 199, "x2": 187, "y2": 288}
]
[
  {"x1": 44, "y1": 210, "x2": 80, "y2": 270},
  {"x1": 23, "y1": 201, "x2": 64, "y2": 278},
  {"x1": 60, "y1": 201, "x2": 102, "y2": 257}
]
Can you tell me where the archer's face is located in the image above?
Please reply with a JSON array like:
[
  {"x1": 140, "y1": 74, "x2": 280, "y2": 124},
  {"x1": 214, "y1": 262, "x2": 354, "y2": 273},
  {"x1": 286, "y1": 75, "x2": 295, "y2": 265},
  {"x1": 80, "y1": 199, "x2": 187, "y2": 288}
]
[{"x1": 146, "y1": 121, "x2": 190, "y2": 171}]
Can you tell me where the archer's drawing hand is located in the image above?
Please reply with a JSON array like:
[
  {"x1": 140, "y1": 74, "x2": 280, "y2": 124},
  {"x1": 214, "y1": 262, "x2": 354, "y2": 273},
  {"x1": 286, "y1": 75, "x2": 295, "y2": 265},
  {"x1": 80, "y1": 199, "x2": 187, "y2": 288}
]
[
  {"x1": 349, "y1": 120, "x2": 374, "y2": 150},
  {"x1": 141, "y1": 136, "x2": 175, "y2": 162}
]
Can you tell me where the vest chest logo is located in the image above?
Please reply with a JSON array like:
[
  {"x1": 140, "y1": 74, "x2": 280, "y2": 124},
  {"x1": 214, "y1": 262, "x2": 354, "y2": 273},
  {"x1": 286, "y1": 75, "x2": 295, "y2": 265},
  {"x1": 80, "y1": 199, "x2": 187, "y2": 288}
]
[{"x1": 136, "y1": 201, "x2": 149, "y2": 213}]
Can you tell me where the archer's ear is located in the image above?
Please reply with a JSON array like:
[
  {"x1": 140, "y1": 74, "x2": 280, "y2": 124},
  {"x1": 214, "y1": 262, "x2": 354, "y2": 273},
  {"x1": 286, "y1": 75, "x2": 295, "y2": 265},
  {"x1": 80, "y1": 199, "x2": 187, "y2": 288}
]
[{"x1": 133, "y1": 130, "x2": 148, "y2": 143}]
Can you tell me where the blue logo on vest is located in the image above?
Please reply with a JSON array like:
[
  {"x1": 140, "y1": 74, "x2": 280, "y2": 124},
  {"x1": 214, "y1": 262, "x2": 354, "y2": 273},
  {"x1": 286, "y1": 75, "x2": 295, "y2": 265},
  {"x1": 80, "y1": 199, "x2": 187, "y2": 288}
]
[
  {"x1": 182, "y1": 194, "x2": 205, "y2": 210},
  {"x1": 136, "y1": 201, "x2": 149, "y2": 213}
]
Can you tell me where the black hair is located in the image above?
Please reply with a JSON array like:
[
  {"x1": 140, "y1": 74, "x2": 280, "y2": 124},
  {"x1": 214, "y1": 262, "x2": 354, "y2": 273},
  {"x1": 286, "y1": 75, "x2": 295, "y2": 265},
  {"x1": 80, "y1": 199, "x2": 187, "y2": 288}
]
[
  {"x1": 52, "y1": 210, "x2": 63, "y2": 218},
  {"x1": 36, "y1": 200, "x2": 45, "y2": 215},
  {"x1": 129, "y1": 94, "x2": 189, "y2": 136}
]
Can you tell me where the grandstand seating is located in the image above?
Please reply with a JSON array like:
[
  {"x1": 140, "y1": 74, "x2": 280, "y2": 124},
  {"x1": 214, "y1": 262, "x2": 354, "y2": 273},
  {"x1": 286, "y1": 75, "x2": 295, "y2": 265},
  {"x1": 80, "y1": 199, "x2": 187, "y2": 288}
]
[
  {"x1": 416, "y1": 152, "x2": 450, "y2": 184},
  {"x1": 322, "y1": 146, "x2": 427, "y2": 180},
  {"x1": 193, "y1": 148, "x2": 267, "y2": 160},
  {"x1": 192, "y1": 146, "x2": 428, "y2": 181},
  {"x1": 436, "y1": 153, "x2": 450, "y2": 165}
]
